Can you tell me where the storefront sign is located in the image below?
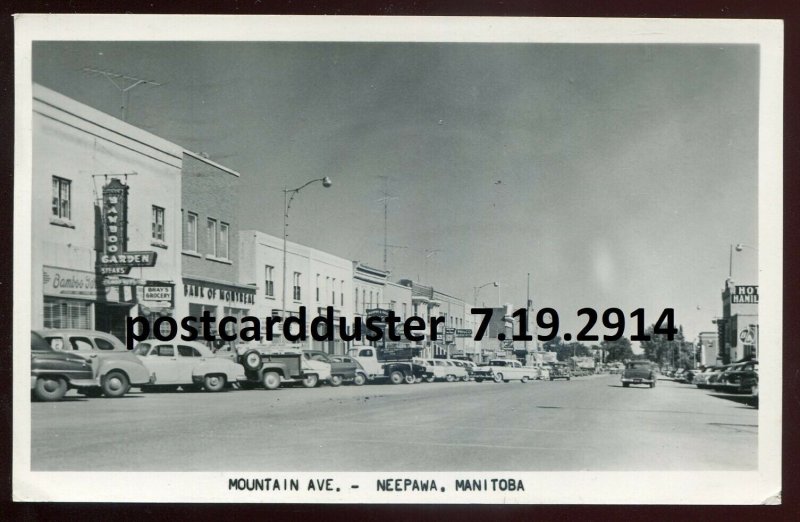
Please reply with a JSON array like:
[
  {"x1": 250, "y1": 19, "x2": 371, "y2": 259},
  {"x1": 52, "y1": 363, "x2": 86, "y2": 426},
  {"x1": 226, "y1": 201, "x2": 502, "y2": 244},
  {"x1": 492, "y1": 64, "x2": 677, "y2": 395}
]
[
  {"x1": 183, "y1": 278, "x2": 255, "y2": 305},
  {"x1": 366, "y1": 308, "x2": 390, "y2": 318},
  {"x1": 97, "y1": 178, "x2": 157, "y2": 273},
  {"x1": 43, "y1": 266, "x2": 100, "y2": 299},
  {"x1": 143, "y1": 285, "x2": 173, "y2": 302},
  {"x1": 731, "y1": 285, "x2": 759, "y2": 304},
  {"x1": 455, "y1": 328, "x2": 473, "y2": 337}
]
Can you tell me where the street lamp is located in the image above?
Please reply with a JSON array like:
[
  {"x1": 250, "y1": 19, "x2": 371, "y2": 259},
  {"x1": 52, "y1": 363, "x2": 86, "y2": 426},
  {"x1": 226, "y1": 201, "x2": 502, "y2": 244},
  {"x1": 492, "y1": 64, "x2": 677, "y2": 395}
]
[
  {"x1": 729, "y1": 242, "x2": 757, "y2": 277},
  {"x1": 281, "y1": 177, "x2": 332, "y2": 324},
  {"x1": 473, "y1": 281, "x2": 499, "y2": 306}
]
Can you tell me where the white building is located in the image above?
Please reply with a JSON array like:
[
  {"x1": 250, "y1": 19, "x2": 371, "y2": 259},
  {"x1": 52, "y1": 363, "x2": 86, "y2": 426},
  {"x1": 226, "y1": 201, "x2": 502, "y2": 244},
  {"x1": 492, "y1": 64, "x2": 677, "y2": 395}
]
[
  {"x1": 31, "y1": 84, "x2": 183, "y2": 345},
  {"x1": 238, "y1": 230, "x2": 353, "y2": 354}
]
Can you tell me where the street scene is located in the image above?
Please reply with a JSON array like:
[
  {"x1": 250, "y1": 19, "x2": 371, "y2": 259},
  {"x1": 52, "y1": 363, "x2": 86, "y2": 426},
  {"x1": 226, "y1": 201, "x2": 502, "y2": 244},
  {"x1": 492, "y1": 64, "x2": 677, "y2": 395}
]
[
  {"x1": 23, "y1": 33, "x2": 766, "y2": 484},
  {"x1": 32, "y1": 372, "x2": 756, "y2": 471}
]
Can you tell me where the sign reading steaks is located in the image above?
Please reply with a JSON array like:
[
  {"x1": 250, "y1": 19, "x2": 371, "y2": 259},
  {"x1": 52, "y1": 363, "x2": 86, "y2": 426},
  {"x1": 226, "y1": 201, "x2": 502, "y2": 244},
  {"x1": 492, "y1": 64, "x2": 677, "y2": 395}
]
[{"x1": 97, "y1": 178, "x2": 157, "y2": 275}]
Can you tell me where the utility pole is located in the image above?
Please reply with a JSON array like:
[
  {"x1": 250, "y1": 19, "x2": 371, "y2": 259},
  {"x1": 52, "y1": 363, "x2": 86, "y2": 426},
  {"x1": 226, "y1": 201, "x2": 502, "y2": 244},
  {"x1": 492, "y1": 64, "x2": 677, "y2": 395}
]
[
  {"x1": 525, "y1": 273, "x2": 530, "y2": 354},
  {"x1": 376, "y1": 176, "x2": 398, "y2": 271},
  {"x1": 83, "y1": 67, "x2": 163, "y2": 122}
]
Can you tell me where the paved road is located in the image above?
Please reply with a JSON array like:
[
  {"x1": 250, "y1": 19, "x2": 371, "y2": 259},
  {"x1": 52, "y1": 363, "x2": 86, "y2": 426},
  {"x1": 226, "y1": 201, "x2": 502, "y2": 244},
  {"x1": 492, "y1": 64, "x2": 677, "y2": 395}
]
[{"x1": 31, "y1": 375, "x2": 757, "y2": 471}]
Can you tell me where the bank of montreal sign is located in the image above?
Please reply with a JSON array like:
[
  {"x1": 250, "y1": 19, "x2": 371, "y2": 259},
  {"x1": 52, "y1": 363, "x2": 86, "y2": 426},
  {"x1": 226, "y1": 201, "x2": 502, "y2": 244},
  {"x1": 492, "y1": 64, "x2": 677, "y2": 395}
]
[{"x1": 97, "y1": 178, "x2": 157, "y2": 276}]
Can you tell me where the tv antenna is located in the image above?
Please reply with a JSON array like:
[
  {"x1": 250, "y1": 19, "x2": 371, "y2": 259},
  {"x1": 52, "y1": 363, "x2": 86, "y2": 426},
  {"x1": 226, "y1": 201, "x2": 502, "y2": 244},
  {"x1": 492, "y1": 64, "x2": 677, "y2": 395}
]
[
  {"x1": 82, "y1": 67, "x2": 163, "y2": 121},
  {"x1": 376, "y1": 175, "x2": 399, "y2": 271}
]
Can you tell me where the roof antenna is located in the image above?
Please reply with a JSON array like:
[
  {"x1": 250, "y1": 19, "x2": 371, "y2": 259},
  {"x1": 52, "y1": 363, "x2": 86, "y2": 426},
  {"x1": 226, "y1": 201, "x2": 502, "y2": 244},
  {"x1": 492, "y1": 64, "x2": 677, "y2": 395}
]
[{"x1": 82, "y1": 67, "x2": 163, "y2": 121}]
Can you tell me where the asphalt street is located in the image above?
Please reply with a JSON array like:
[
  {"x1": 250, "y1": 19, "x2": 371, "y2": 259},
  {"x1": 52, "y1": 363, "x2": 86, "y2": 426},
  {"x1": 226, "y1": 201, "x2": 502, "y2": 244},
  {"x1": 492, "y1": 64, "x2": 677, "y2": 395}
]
[{"x1": 30, "y1": 374, "x2": 757, "y2": 471}]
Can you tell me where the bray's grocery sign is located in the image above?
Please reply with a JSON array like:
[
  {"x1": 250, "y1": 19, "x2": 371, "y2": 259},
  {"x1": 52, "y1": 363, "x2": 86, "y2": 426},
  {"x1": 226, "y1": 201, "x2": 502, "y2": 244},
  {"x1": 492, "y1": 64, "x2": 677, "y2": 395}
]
[{"x1": 97, "y1": 178, "x2": 157, "y2": 275}]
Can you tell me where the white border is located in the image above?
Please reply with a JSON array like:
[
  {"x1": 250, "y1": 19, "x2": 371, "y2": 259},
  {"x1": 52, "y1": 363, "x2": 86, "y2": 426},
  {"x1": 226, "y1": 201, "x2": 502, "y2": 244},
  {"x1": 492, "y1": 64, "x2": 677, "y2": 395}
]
[{"x1": 13, "y1": 15, "x2": 783, "y2": 504}]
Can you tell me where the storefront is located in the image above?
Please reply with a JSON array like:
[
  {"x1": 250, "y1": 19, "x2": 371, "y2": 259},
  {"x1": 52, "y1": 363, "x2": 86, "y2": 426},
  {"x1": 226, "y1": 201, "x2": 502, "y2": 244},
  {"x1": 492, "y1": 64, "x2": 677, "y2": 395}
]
[{"x1": 181, "y1": 276, "x2": 256, "y2": 348}]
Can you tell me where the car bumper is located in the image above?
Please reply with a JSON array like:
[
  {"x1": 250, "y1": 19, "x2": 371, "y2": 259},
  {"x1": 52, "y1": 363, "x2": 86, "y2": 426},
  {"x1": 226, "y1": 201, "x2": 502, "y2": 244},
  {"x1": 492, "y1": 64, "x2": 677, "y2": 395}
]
[{"x1": 621, "y1": 377, "x2": 655, "y2": 384}]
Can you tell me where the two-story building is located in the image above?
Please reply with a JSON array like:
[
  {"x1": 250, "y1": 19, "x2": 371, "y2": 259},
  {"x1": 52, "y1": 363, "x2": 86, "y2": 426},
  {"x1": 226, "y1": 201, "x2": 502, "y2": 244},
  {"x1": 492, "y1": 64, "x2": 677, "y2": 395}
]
[{"x1": 31, "y1": 84, "x2": 183, "y2": 345}]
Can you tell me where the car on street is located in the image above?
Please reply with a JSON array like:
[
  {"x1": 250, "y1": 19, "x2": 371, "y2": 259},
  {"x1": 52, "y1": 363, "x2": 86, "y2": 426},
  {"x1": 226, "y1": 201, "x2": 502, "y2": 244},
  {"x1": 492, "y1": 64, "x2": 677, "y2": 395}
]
[
  {"x1": 547, "y1": 362, "x2": 572, "y2": 381},
  {"x1": 693, "y1": 367, "x2": 719, "y2": 389},
  {"x1": 705, "y1": 364, "x2": 733, "y2": 389},
  {"x1": 133, "y1": 340, "x2": 246, "y2": 392},
  {"x1": 30, "y1": 331, "x2": 96, "y2": 401},
  {"x1": 715, "y1": 360, "x2": 758, "y2": 394},
  {"x1": 473, "y1": 359, "x2": 538, "y2": 383},
  {"x1": 620, "y1": 361, "x2": 656, "y2": 388},
  {"x1": 329, "y1": 355, "x2": 368, "y2": 386},
  {"x1": 36, "y1": 328, "x2": 151, "y2": 398},
  {"x1": 304, "y1": 350, "x2": 362, "y2": 386}
]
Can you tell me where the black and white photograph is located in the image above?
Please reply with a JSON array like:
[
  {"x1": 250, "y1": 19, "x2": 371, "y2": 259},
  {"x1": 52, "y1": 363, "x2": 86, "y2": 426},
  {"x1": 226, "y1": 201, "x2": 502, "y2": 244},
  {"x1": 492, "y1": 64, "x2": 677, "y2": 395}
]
[{"x1": 13, "y1": 15, "x2": 782, "y2": 503}]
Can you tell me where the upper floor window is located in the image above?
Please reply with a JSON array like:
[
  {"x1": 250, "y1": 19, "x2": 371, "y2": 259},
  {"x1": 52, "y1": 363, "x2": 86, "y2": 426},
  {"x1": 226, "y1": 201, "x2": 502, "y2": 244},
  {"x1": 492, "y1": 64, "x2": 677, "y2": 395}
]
[
  {"x1": 207, "y1": 218, "x2": 217, "y2": 256},
  {"x1": 184, "y1": 212, "x2": 198, "y2": 252},
  {"x1": 316, "y1": 274, "x2": 321, "y2": 302},
  {"x1": 293, "y1": 272, "x2": 302, "y2": 301},
  {"x1": 264, "y1": 265, "x2": 275, "y2": 297},
  {"x1": 51, "y1": 176, "x2": 71, "y2": 220},
  {"x1": 219, "y1": 222, "x2": 230, "y2": 259},
  {"x1": 152, "y1": 206, "x2": 165, "y2": 241}
]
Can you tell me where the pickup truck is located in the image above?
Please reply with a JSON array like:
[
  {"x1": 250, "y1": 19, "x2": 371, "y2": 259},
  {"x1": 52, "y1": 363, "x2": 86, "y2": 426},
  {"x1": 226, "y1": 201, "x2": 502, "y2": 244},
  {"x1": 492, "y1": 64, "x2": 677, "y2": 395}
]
[
  {"x1": 472, "y1": 359, "x2": 538, "y2": 383},
  {"x1": 620, "y1": 361, "x2": 656, "y2": 388},
  {"x1": 347, "y1": 345, "x2": 431, "y2": 384},
  {"x1": 216, "y1": 344, "x2": 330, "y2": 389}
]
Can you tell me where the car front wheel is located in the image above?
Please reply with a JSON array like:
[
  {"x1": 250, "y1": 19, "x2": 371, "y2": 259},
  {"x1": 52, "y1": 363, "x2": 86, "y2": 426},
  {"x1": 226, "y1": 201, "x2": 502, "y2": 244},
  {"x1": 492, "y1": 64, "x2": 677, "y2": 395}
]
[
  {"x1": 404, "y1": 373, "x2": 416, "y2": 384},
  {"x1": 204, "y1": 374, "x2": 226, "y2": 392},
  {"x1": 102, "y1": 371, "x2": 130, "y2": 398},
  {"x1": 493, "y1": 373, "x2": 504, "y2": 383},
  {"x1": 302, "y1": 374, "x2": 319, "y2": 388},
  {"x1": 521, "y1": 376, "x2": 529, "y2": 383},
  {"x1": 34, "y1": 376, "x2": 67, "y2": 401},
  {"x1": 353, "y1": 373, "x2": 367, "y2": 386}
]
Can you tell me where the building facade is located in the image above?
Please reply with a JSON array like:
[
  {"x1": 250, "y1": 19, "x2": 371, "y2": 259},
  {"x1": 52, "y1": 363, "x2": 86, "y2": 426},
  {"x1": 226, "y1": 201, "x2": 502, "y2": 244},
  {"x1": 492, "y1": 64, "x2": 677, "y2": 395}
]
[
  {"x1": 32, "y1": 84, "x2": 183, "y2": 345},
  {"x1": 718, "y1": 278, "x2": 759, "y2": 363},
  {"x1": 178, "y1": 152, "x2": 255, "y2": 343},
  {"x1": 239, "y1": 230, "x2": 353, "y2": 354},
  {"x1": 698, "y1": 331, "x2": 721, "y2": 367}
]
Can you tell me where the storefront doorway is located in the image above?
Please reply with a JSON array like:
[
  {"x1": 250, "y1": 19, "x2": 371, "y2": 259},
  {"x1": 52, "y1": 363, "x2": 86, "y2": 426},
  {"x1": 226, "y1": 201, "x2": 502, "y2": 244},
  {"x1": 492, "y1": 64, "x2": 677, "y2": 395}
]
[{"x1": 95, "y1": 302, "x2": 133, "y2": 346}]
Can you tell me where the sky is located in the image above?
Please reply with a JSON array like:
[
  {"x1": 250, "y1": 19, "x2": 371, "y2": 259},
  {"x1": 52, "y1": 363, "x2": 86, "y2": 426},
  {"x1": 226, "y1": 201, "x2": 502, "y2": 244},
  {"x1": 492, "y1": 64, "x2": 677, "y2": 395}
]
[{"x1": 32, "y1": 41, "x2": 760, "y2": 344}]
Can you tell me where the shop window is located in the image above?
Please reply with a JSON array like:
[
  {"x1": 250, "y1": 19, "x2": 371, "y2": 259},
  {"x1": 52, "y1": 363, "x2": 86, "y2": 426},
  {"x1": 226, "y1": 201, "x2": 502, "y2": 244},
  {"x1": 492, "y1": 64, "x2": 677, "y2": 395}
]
[
  {"x1": 184, "y1": 212, "x2": 198, "y2": 252},
  {"x1": 51, "y1": 176, "x2": 71, "y2": 220},
  {"x1": 43, "y1": 298, "x2": 90, "y2": 329},
  {"x1": 152, "y1": 205, "x2": 165, "y2": 241},
  {"x1": 264, "y1": 266, "x2": 275, "y2": 297}
]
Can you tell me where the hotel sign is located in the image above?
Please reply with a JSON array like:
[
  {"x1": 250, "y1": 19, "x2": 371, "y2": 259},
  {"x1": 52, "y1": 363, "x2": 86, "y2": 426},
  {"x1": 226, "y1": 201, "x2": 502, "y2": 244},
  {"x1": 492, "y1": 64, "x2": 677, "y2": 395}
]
[{"x1": 731, "y1": 285, "x2": 758, "y2": 304}]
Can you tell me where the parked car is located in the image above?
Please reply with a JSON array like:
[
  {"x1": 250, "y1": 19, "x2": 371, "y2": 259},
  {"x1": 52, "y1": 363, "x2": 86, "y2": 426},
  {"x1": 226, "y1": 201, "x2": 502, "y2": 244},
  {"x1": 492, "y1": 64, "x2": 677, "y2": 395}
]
[
  {"x1": 30, "y1": 331, "x2": 95, "y2": 401},
  {"x1": 329, "y1": 355, "x2": 368, "y2": 386},
  {"x1": 133, "y1": 340, "x2": 246, "y2": 392},
  {"x1": 303, "y1": 350, "x2": 362, "y2": 386},
  {"x1": 715, "y1": 360, "x2": 758, "y2": 394},
  {"x1": 672, "y1": 368, "x2": 686, "y2": 381},
  {"x1": 693, "y1": 367, "x2": 719, "y2": 389},
  {"x1": 547, "y1": 362, "x2": 572, "y2": 381},
  {"x1": 706, "y1": 364, "x2": 734, "y2": 389},
  {"x1": 620, "y1": 361, "x2": 656, "y2": 388},
  {"x1": 473, "y1": 359, "x2": 538, "y2": 383},
  {"x1": 36, "y1": 329, "x2": 151, "y2": 398},
  {"x1": 448, "y1": 360, "x2": 472, "y2": 381},
  {"x1": 217, "y1": 344, "x2": 331, "y2": 389}
]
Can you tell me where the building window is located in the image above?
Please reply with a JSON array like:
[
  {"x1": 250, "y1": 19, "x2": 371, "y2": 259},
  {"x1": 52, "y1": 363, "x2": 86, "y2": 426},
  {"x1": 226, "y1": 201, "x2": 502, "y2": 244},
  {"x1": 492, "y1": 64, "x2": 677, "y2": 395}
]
[
  {"x1": 51, "y1": 176, "x2": 71, "y2": 220},
  {"x1": 354, "y1": 289, "x2": 359, "y2": 312},
  {"x1": 219, "y1": 222, "x2": 229, "y2": 259},
  {"x1": 293, "y1": 272, "x2": 301, "y2": 301},
  {"x1": 362, "y1": 290, "x2": 366, "y2": 313},
  {"x1": 316, "y1": 274, "x2": 320, "y2": 302},
  {"x1": 264, "y1": 265, "x2": 274, "y2": 297},
  {"x1": 340, "y1": 280, "x2": 344, "y2": 307},
  {"x1": 331, "y1": 278, "x2": 336, "y2": 305},
  {"x1": 207, "y1": 218, "x2": 217, "y2": 256},
  {"x1": 390, "y1": 300, "x2": 396, "y2": 312},
  {"x1": 184, "y1": 212, "x2": 198, "y2": 251},
  {"x1": 152, "y1": 206, "x2": 165, "y2": 241},
  {"x1": 402, "y1": 303, "x2": 407, "y2": 318}
]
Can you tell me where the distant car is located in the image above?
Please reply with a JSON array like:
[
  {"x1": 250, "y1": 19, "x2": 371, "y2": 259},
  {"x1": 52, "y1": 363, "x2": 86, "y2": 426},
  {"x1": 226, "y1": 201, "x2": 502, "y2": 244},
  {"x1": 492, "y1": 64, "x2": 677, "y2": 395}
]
[
  {"x1": 36, "y1": 329, "x2": 151, "y2": 398},
  {"x1": 133, "y1": 340, "x2": 246, "y2": 392},
  {"x1": 30, "y1": 331, "x2": 95, "y2": 401},
  {"x1": 620, "y1": 361, "x2": 656, "y2": 388},
  {"x1": 473, "y1": 359, "x2": 538, "y2": 383},
  {"x1": 547, "y1": 363, "x2": 572, "y2": 381},
  {"x1": 706, "y1": 364, "x2": 734, "y2": 389},
  {"x1": 329, "y1": 355, "x2": 368, "y2": 386},
  {"x1": 693, "y1": 367, "x2": 718, "y2": 389}
]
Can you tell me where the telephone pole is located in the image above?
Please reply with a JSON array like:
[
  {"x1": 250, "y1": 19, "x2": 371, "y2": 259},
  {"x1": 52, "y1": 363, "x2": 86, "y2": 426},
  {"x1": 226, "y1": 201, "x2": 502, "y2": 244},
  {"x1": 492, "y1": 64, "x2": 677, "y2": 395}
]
[{"x1": 376, "y1": 176, "x2": 398, "y2": 271}]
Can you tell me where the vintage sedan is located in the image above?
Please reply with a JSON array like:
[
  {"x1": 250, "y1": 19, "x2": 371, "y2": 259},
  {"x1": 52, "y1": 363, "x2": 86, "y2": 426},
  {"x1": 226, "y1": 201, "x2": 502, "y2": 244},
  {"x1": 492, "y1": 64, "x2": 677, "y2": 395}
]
[
  {"x1": 133, "y1": 340, "x2": 246, "y2": 392},
  {"x1": 715, "y1": 360, "x2": 758, "y2": 394},
  {"x1": 328, "y1": 355, "x2": 368, "y2": 386},
  {"x1": 620, "y1": 361, "x2": 656, "y2": 388},
  {"x1": 37, "y1": 328, "x2": 151, "y2": 398},
  {"x1": 31, "y1": 331, "x2": 95, "y2": 401},
  {"x1": 473, "y1": 359, "x2": 538, "y2": 383}
]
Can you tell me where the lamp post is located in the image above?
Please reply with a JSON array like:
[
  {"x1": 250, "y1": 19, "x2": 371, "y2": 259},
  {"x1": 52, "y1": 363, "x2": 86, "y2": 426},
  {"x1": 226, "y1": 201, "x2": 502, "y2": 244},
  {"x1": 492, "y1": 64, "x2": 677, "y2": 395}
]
[
  {"x1": 281, "y1": 177, "x2": 332, "y2": 325},
  {"x1": 729, "y1": 242, "x2": 757, "y2": 277},
  {"x1": 473, "y1": 281, "x2": 499, "y2": 307}
]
